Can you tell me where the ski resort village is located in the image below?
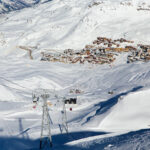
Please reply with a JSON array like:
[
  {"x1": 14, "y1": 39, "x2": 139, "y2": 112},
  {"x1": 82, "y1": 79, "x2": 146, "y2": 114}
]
[{"x1": 1, "y1": 0, "x2": 150, "y2": 149}]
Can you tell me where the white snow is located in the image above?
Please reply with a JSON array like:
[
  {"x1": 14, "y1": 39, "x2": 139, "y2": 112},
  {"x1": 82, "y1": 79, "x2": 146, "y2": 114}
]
[
  {"x1": 0, "y1": 0, "x2": 150, "y2": 149},
  {"x1": 99, "y1": 88, "x2": 150, "y2": 131}
]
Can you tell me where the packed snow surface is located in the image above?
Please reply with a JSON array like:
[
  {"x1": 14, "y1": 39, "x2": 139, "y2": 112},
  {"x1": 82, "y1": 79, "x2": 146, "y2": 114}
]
[{"x1": 0, "y1": 0, "x2": 150, "y2": 149}]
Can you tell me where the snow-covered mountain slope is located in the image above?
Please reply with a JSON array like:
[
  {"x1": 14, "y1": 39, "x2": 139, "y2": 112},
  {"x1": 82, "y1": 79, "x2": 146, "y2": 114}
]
[
  {"x1": 67, "y1": 128, "x2": 150, "y2": 150},
  {"x1": 0, "y1": 57, "x2": 150, "y2": 149},
  {"x1": 0, "y1": 0, "x2": 150, "y2": 58},
  {"x1": 0, "y1": 0, "x2": 150, "y2": 149}
]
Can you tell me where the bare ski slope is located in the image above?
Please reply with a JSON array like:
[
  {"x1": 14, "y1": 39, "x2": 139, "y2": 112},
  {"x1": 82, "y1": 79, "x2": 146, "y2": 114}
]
[{"x1": 0, "y1": 0, "x2": 150, "y2": 149}]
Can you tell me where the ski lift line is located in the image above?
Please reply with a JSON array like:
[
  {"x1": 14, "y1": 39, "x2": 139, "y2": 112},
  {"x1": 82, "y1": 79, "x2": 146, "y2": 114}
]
[{"x1": 0, "y1": 76, "x2": 31, "y2": 91}]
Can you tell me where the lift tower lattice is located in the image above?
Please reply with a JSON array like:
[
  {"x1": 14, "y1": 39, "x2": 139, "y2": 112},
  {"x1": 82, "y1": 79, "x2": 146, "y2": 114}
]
[{"x1": 40, "y1": 93, "x2": 52, "y2": 150}]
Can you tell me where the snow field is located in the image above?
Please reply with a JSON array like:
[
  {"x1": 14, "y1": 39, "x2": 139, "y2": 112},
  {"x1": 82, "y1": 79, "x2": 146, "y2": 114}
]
[{"x1": 0, "y1": 0, "x2": 150, "y2": 149}]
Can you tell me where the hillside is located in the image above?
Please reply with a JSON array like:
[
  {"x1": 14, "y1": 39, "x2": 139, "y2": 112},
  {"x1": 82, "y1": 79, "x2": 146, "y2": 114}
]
[{"x1": 0, "y1": 0, "x2": 150, "y2": 150}]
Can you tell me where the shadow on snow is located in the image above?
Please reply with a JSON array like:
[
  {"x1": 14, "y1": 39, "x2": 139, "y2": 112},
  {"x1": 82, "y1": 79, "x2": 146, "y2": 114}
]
[
  {"x1": 83, "y1": 86, "x2": 143, "y2": 124},
  {"x1": 0, "y1": 130, "x2": 107, "y2": 150},
  {"x1": 0, "y1": 129, "x2": 150, "y2": 150}
]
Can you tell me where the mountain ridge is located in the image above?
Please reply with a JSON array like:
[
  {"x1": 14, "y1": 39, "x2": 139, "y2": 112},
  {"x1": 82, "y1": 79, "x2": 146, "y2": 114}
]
[{"x1": 0, "y1": 0, "x2": 52, "y2": 14}]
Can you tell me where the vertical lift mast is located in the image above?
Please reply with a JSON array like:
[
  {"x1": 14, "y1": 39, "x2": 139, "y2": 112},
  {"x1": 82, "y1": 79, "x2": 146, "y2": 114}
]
[{"x1": 40, "y1": 93, "x2": 52, "y2": 149}]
